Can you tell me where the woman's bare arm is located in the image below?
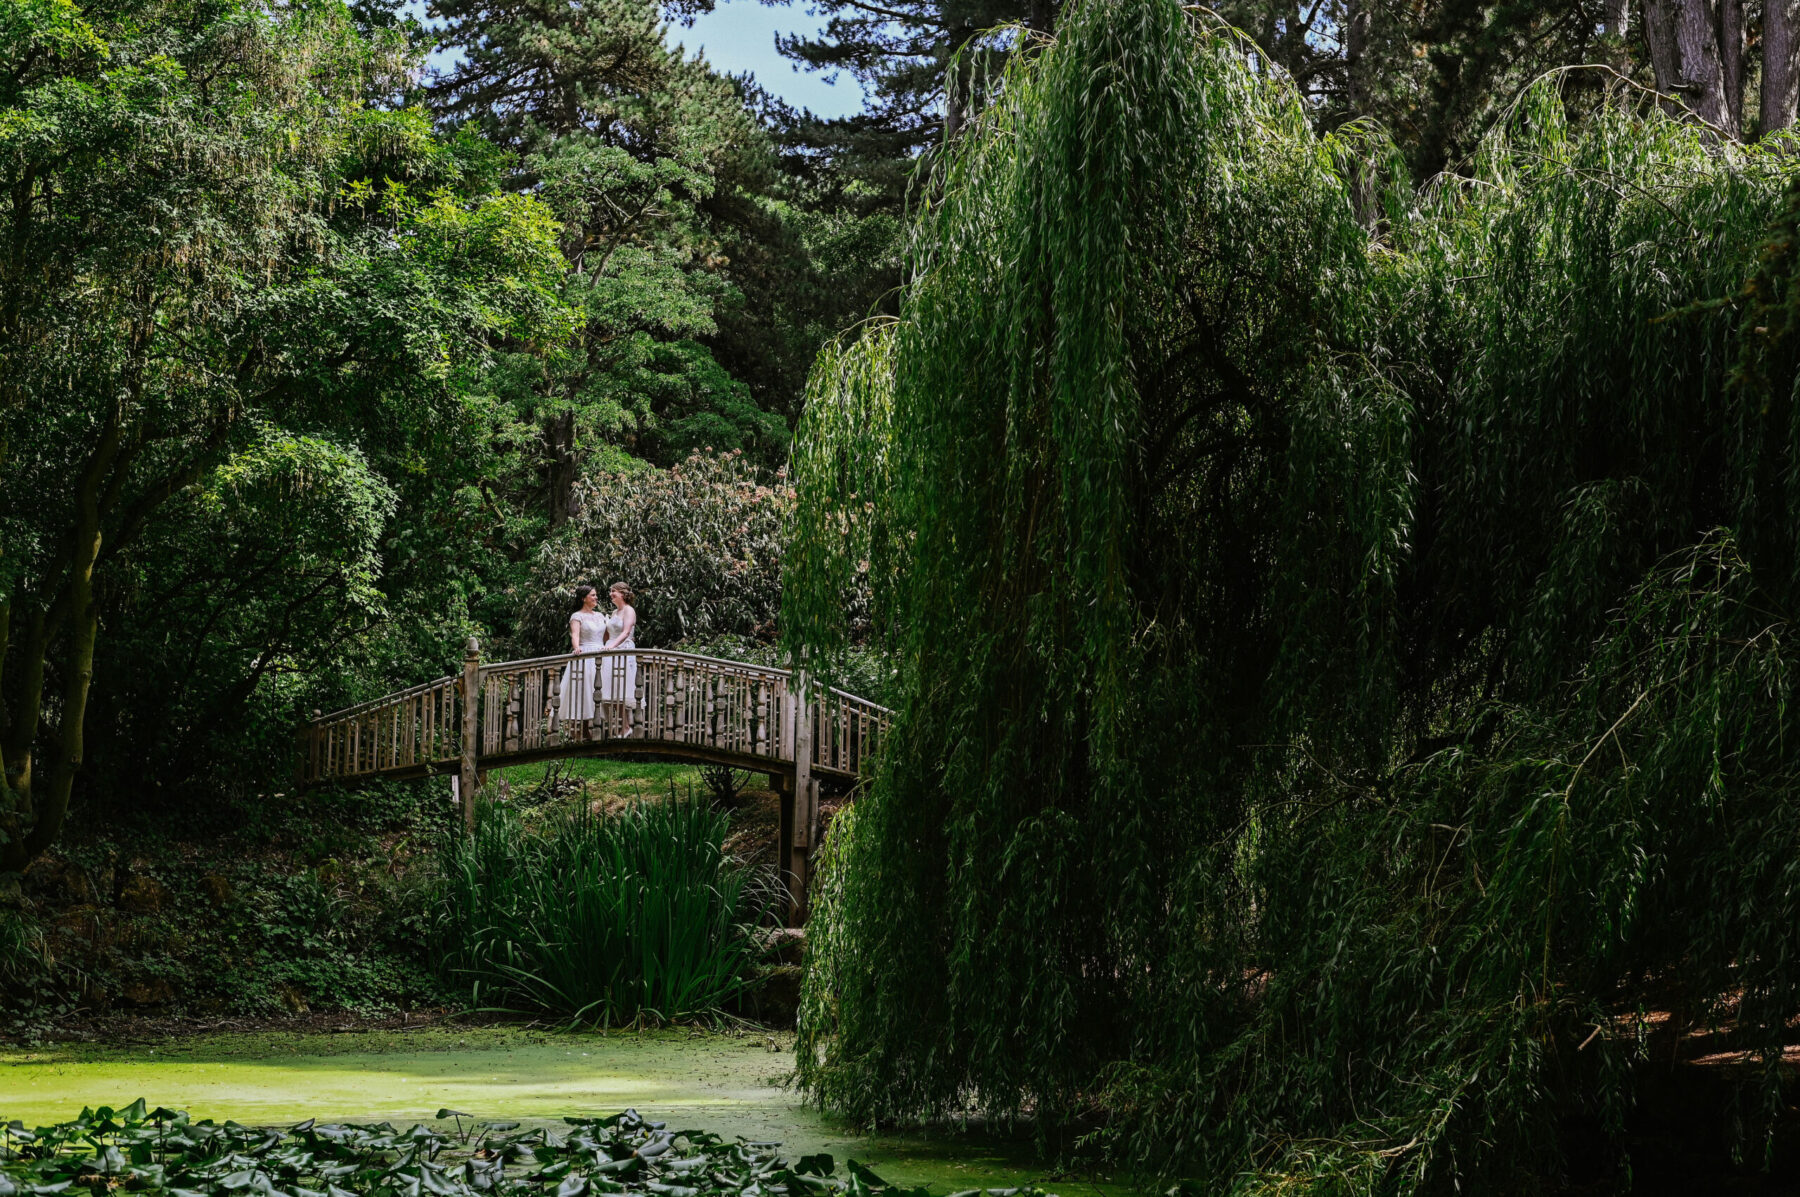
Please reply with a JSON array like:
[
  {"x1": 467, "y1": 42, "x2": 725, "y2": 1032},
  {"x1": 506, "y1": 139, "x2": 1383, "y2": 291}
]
[{"x1": 570, "y1": 615, "x2": 583, "y2": 654}]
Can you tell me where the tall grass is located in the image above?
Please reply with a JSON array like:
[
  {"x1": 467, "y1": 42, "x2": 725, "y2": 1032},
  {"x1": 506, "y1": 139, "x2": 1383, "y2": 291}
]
[{"x1": 432, "y1": 795, "x2": 761, "y2": 1024}]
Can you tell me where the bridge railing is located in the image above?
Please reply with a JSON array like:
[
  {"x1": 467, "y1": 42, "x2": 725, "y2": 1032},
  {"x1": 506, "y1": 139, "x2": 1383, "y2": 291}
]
[
  {"x1": 301, "y1": 675, "x2": 462, "y2": 783},
  {"x1": 475, "y1": 650, "x2": 800, "y2": 769},
  {"x1": 812, "y1": 685, "x2": 890, "y2": 778},
  {"x1": 298, "y1": 647, "x2": 890, "y2": 786}
]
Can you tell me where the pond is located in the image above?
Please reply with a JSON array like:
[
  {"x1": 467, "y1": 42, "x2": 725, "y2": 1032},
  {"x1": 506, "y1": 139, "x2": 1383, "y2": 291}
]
[{"x1": 0, "y1": 1028, "x2": 1131, "y2": 1197}]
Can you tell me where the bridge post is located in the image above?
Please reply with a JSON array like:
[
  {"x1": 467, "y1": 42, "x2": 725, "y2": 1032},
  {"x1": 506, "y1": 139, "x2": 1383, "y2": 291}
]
[
  {"x1": 788, "y1": 670, "x2": 816, "y2": 924},
  {"x1": 459, "y1": 635, "x2": 480, "y2": 836},
  {"x1": 775, "y1": 772, "x2": 795, "y2": 921}
]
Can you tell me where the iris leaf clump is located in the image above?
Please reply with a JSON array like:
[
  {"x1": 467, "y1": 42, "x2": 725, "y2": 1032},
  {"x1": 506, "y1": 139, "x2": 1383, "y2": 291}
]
[{"x1": 431, "y1": 798, "x2": 761, "y2": 1026}]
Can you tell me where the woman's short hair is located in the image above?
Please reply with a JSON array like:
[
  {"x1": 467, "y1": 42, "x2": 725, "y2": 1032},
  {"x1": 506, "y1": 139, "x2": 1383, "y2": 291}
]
[
  {"x1": 573, "y1": 584, "x2": 597, "y2": 606},
  {"x1": 608, "y1": 582, "x2": 635, "y2": 605}
]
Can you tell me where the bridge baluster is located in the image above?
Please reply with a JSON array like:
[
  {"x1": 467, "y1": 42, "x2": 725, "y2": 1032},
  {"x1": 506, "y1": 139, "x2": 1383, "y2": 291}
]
[
  {"x1": 754, "y1": 680, "x2": 766, "y2": 758},
  {"x1": 709, "y1": 670, "x2": 719, "y2": 747}
]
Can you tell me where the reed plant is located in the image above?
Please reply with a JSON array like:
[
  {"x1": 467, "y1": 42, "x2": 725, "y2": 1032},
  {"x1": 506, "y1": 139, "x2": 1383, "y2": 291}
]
[{"x1": 432, "y1": 795, "x2": 761, "y2": 1025}]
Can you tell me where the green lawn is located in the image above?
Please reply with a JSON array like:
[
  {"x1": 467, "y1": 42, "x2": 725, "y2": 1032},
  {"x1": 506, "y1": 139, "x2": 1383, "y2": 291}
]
[{"x1": 487, "y1": 757, "x2": 715, "y2": 804}]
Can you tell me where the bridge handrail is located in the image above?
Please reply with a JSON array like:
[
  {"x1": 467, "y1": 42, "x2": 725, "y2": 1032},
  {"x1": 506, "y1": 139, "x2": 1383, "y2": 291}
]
[
  {"x1": 308, "y1": 648, "x2": 893, "y2": 728},
  {"x1": 307, "y1": 675, "x2": 458, "y2": 725}
]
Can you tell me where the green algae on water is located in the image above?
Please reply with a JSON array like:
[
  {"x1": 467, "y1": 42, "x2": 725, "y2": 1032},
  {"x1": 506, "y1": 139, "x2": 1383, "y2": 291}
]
[
  {"x1": 0, "y1": 1098, "x2": 1057, "y2": 1197},
  {"x1": 0, "y1": 1030, "x2": 1130, "y2": 1197}
]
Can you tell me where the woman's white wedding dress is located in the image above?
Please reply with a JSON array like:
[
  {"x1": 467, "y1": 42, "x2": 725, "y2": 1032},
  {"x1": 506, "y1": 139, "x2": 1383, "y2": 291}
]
[
  {"x1": 598, "y1": 609, "x2": 637, "y2": 705},
  {"x1": 557, "y1": 609, "x2": 637, "y2": 727},
  {"x1": 558, "y1": 610, "x2": 608, "y2": 722}
]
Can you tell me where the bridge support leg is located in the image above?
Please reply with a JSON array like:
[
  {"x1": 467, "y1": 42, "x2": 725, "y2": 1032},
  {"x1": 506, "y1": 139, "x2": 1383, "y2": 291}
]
[
  {"x1": 776, "y1": 774, "x2": 796, "y2": 923},
  {"x1": 785, "y1": 674, "x2": 818, "y2": 925},
  {"x1": 792, "y1": 779, "x2": 819, "y2": 925},
  {"x1": 459, "y1": 636, "x2": 481, "y2": 837},
  {"x1": 775, "y1": 773, "x2": 820, "y2": 926}
]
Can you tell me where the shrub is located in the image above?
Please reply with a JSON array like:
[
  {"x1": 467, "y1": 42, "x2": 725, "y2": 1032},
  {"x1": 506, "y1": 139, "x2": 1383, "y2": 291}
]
[
  {"x1": 517, "y1": 452, "x2": 791, "y2": 653},
  {"x1": 431, "y1": 795, "x2": 762, "y2": 1024}
]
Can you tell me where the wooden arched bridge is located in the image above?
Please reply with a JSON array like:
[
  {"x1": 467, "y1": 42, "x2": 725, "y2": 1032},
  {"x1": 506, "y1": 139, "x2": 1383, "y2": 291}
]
[{"x1": 296, "y1": 640, "x2": 889, "y2": 920}]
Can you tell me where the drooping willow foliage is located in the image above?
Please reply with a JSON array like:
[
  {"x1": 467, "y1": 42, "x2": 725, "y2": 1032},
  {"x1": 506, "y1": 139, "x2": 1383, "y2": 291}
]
[{"x1": 782, "y1": 0, "x2": 1800, "y2": 1189}]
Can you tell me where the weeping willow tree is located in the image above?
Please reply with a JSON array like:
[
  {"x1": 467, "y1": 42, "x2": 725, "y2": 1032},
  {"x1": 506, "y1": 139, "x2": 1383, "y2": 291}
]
[{"x1": 783, "y1": 0, "x2": 1800, "y2": 1188}]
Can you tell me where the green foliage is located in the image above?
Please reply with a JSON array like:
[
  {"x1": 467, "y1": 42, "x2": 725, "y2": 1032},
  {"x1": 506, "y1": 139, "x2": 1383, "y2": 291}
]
[
  {"x1": 0, "y1": 0, "x2": 574, "y2": 861},
  {"x1": 431, "y1": 796, "x2": 762, "y2": 1025},
  {"x1": 430, "y1": 0, "x2": 790, "y2": 485},
  {"x1": 4, "y1": 780, "x2": 453, "y2": 1027},
  {"x1": 787, "y1": 0, "x2": 1800, "y2": 1188},
  {"x1": 706, "y1": 181, "x2": 904, "y2": 431},
  {"x1": 519, "y1": 452, "x2": 795, "y2": 652},
  {"x1": 0, "y1": 1103, "x2": 972, "y2": 1197}
]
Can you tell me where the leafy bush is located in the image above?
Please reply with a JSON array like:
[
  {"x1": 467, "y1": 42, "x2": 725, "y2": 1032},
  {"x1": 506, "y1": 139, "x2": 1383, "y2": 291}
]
[
  {"x1": 0, "y1": 1102, "x2": 983, "y2": 1197},
  {"x1": 431, "y1": 796, "x2": 762, "y2": 1024},
  {"x1": 518, "y1": 452, "x2": 793, "y2": 652}
]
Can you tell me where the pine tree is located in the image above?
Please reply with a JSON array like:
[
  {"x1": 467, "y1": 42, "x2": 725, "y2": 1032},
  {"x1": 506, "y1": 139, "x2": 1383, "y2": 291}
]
[{"x1": 430, "y1": 0, "x2": 787, "y2": 517}]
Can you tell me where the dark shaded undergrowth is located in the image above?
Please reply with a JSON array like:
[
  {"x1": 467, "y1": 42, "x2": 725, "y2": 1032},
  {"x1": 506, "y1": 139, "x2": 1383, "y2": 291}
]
[{"x1": 0, "y1": 782, "x2": 453, "y2": 1041}]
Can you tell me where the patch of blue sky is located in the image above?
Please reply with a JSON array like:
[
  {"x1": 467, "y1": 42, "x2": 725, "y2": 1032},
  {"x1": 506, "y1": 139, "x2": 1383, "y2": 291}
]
[
  {"x1": 404, "y1": 0, "x2": 869, "y2": 121},
  {"x1": 675, "y1": 2, "x2": 869, "y2": 119}
]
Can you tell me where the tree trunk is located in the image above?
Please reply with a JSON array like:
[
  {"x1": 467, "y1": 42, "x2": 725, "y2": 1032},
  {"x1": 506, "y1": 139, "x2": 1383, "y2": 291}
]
[
  {"x1": 1719, "y1": 0, "x2": 1745, "y2": 135},
  {"x1": 1669, "y1": 0, "x2": 1736, "y2": 136},
  {"x1": 0, "y1": 416, "x2": 116, "y2": 873},
  {"x1": 1605, "y1": 0, "x2": 1630, "y2": 38},
  {"x1": 1765, "y1": 0, "x2": 1800, "y2": 136},
  {"x1": 16, "y1": 603, "x2": 101, "y2": 870},
  {"x1": 1643, "y1": 0, "x2": 1682, "y2": 109},
  {"x1": 546, "y1": 409, "x2": 576, "y2": 528},
  {"x1": 1345, "y1": 0, "x2": 1371, "y2": 117},
  {"x1": 1603, "y1": 0, "x2": 1632, "y2": 70}
]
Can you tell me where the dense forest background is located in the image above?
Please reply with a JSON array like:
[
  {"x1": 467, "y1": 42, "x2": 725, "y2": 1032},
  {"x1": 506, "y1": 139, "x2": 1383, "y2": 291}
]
[
  {"x1": 11, "y1": 0, "x2": 1800, "y2": 1191},
  {"x1": 9, "y1": 0, "x2": 1798, "y2": 868}
]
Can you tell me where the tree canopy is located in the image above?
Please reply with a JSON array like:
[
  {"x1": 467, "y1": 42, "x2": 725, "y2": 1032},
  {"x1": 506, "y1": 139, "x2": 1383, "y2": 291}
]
[
  {"x1": 0, "y1": 0, "x2": 575, "y2": 863},
  {"x1": 0, "y1": 0, "x2": 885, "y2": 857},
  {"x1": 786, "y1": 0, "x2": 1800, "y2": 1186}
]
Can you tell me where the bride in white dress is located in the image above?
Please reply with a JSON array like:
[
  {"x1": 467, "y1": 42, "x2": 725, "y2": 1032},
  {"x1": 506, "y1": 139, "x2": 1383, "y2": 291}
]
[
  {"x1": 557, "y1": 582, "x2": 638, "y2": 737},
  {"x1": 559, "y1": 585, "x2": 608, "y2": 729},
  {"x1": 598, "y1": 582, "x2": 638, "y2": 735}
]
